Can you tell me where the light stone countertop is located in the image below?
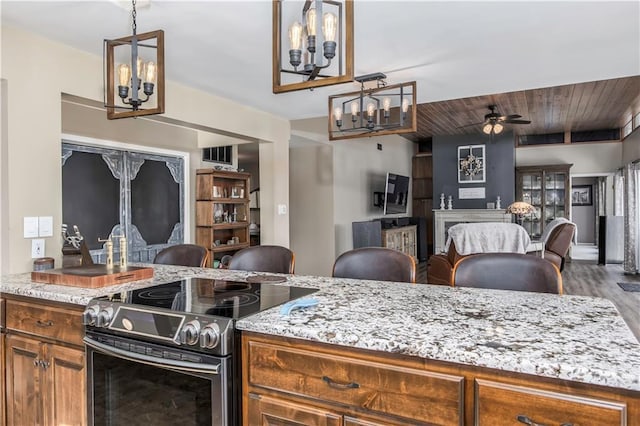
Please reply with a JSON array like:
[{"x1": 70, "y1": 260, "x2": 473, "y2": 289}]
[{"x1": 2, "y1": 264, "x2": 639, "y2": 392}]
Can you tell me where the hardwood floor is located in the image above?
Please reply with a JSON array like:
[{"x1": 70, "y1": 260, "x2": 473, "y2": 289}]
[{"x1": 417, "y1": 259, "x2": 640, "y2": 343}]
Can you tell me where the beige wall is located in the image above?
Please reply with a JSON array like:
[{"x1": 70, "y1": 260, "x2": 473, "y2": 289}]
[
  {"x1": 1, "y1": 25, "x2": 291, "y2": 273},
  {"x1": 289, "y1": 117, "x2": 415, "y2": 275},
  {"x1": 333, "y1": 135, "x2": 414, "y2": 258},
  {"x1": 516, "y1": 142, "x2": 623, "y2": 174},
  {"x1": 622, "y1": 130, "x2": 640, "y2": 164},
  {"x1": 290, "y1": 143, "x2": 334, "y2": 276}
]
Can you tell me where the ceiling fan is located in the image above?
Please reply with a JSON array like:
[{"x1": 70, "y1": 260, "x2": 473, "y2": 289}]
[
  {"x1": 464, "y1": 105, "x2": 531, "y2": 135},
  {"x1": 481, "y1": 105, "x2": 531, "y2": 134}
]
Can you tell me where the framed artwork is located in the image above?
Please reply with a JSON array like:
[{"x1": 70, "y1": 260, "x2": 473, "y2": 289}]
[
  {"x1": 458, "y1": 144, "x2": 485, "y2": 183},
  {"x1": 571, "y1": 185, "x2": 592, "y2": 206}
]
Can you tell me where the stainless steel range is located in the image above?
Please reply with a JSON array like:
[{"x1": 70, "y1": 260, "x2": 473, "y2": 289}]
[{"x1": 83, "y1": 277, "x2": 316, "y2": 426}]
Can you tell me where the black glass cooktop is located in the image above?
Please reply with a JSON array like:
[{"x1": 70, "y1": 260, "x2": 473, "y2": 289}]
[{"x1": 100, "y1": 277, "x2": 317, "y2": 320}]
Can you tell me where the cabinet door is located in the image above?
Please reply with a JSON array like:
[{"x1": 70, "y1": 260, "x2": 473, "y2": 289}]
[
  {"x1": 1, "y1": 331, "x2": 5, "y2": 426},
  {"x1": 43, "y1": 344, "x2": 86, "y2": 426},
  {"x1": 246, "y1": 393, "x2": 342, "y2": 426},
  {"x1": 475, "y1": 379, "x2": 626, "y2": 426},
  {"x1": 5, "y1": 334, "x2": 43, "y2": 426}
]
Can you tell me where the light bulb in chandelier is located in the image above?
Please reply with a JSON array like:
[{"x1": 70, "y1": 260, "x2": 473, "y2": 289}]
[
  {"x1": 334, "y1": 107, "x2": 343, "y2": 128},
  {"x1": 288, "y1": 21, "x2": 303, "y2": 68},
  {"x1": 322, "y1": 12, "x2": 337, "y2": 59},
  {"x1": 117, "y1": 64, "x2": 131, "y2": 87},
  {"x1": 366, "y1": 102, "x2": 376, "y2": 119},
  {"x1": 383, "y1": 97, "x2": 391, "y2": 119},
  {"x1": 142, "y1": 61, "x2": 156, "y2": 96},
  {"x1": 493, "y1": 122, "x2": 504, "y2": 134},
  {"x1": 350, "y1": 101, "x2": 359, "y2": 114},
  {"x1": 401, "y1": 98, "x2": 409, "y2": 119},
  {"x1": 482, "y1": 123, "x2": 493, "y2": 134},
  {"x1": 306, "y1": 8, "x2": 317, "y2": 36}
]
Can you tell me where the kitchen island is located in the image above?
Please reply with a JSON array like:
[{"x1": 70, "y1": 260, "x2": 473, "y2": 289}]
[{"x1": 2, "y1": 264, "x2": 640, "y2": 425}]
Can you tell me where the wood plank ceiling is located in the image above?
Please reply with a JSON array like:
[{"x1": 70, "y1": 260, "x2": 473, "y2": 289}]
[{"x1": 404, "y1": 76, "x2": 640, "y2": 142}]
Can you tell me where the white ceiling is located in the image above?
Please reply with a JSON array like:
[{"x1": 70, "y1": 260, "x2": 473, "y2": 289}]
[{"x1": 2, "y1": 1, "x2": 639, "y2": 122}]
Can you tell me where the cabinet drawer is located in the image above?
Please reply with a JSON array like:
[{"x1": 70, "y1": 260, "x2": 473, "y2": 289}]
[
  {"x1": 247, "y1": 341, "x2": 464, "y2": 425},
  {"x1": 6, "y1": 299, "x2": 83, "y2": 346},
  {"x1": 475, "y1": 379, "x2": 627, "y2": 426}
]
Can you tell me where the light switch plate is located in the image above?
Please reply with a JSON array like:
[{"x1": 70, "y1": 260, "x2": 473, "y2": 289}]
[
  {"x1": 24, "y1": 217, "x2": 39, "y2": 238},
  {"x1": 32, "y1": 239, "x2": 45, "y2": 258},
  {"x1": 277, "y1": 204, "x2": 287, "y2": 215},
  {"x1": 39, "y1": 216, "x2": 53, "y2": 237}
]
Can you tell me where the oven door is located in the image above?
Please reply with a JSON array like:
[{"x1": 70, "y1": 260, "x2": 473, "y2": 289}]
[{"x1": 85, "y1": 332, "x2": 232, "y2": 426}]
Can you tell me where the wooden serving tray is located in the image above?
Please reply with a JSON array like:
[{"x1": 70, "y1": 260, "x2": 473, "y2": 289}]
[{"x1": 31, "y1": 264, "x2": 154, "y2": 288}]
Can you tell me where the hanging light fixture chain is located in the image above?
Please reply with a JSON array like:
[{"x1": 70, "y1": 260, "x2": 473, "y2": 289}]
[{"x1": 131, "y1": 0, "x2": 137, "y2": 36}]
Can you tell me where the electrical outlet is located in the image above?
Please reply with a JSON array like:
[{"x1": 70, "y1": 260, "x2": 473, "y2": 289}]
[{"x1": 32, "y1": 239, "x2": 45, "y2": 258}]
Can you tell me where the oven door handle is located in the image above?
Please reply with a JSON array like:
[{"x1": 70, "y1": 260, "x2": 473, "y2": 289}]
[{"x1": 84, "y1": 337, "x2": 220, "y2": 375}]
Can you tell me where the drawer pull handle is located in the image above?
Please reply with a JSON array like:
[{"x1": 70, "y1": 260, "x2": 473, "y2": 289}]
[
  {"x1": 516, "y1": 415, "x2": 573, "y2": 426},
  {"x1": 33, "y1": 359, "x2": 39, "y2": 367},
  {"x1": 322, "y1": 376, "x2": 360, "y2": 390},
  {"x1": 516, "y1": 415, "x2": 546, "y2": 426},
  {"x1": 36, "y1": 320, "x2": 54, "y2": 327}
]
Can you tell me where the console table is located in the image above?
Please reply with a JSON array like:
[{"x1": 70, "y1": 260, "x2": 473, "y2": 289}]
[{"x1": 433, "y1": 209, "x2": 512, "y2": 254}]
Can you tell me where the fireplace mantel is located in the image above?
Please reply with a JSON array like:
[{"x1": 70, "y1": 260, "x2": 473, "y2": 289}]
[{"x1": 433, "y1": 209, "x2": 512, "y2": 254}]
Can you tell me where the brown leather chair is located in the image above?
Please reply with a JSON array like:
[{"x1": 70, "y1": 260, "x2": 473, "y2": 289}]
[
  {"x1": 227, "y1": 245, "x2": 295, "y2": 274},
  {"x1": 452, "y1": 253, "x2": 562, "y2": 294},
  {"x1": 332, "y1": 247, "x2": 416, "y2": 283},
  {"x1": 538, "y1": 222, "x2": 576, "y2": 272},
  {"x1": 427, "y1": 241, "x2": 467, "y2": 285},
  {"x1": 153, "y1": 244, "x2": 209, "y2": 267}
]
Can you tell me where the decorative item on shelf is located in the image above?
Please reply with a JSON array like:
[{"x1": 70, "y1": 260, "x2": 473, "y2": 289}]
[
  {"x1": 506, "y1": 201, "x2": 535, "y2": 226},
  {"x1": 440, "y1": 193, "x2": 445, "y2": 210},
  {"x1": 328, "y1": 73, "x2": 417, "y2": 141},
  {"x1": 213, "y1": 186, "x2": 222, "y2": 198},
  {"x1": 273, "y1": 0, "x2": 354, "y2": 93},
  {"x1": 447, "y1": 196, "x2": 453, "y2": 210},
  {"x1": 104, "y1": 0, "x2": 164, "y2": 119},
  {"x1": 119, "y1": 235, "x2": 128, "y2": 268},
  {"x1": 496, "y1": 196, "x2": 501, "y2": 209},
  {"x1": 61, "y1": 224, "x2": 94, "y2": 267},
  {"x1": 98, "y1": 236, "x2": 114, "y2": 268}
]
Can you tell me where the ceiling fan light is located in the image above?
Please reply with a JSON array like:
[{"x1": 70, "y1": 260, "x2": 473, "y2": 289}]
[
  {"x1": 482, "y1": 123, "x2": 493, "y2": 134},
  {"x1": 493, "y1": 123, "x2": 504, "y2": 134}
]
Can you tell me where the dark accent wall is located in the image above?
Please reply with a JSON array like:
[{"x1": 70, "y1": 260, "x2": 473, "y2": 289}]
[{"x1": 432, "y1": 132, "x2": 515, "y2": 209}]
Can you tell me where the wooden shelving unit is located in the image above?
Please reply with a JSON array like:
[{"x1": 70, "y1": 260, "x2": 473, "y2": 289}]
[{"x1": 196, "y1": 169, "x2": 251, "y2": 267}]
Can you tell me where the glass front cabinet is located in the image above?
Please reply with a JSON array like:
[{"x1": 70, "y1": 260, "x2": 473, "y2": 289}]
[{"x1": 516, "y1": 164, "x2": 572, "y2": 239}]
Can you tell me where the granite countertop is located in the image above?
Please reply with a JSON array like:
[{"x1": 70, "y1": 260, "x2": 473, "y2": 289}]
[{"x1": 2, "y1": 265, "x2": 640, "y2": 392}]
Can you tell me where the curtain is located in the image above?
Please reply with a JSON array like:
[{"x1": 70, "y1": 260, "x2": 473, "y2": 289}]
[
  {"x1": 614, "y1": 169, "x2": 624, "y2": 216},
  {"x1": 623, "y1": 163, "x2": 638, "y2": 274}
]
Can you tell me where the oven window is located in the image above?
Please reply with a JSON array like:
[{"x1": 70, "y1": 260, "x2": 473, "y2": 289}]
[{"x1": 91, "y1": 351, "x2": 213, "y2": 426}]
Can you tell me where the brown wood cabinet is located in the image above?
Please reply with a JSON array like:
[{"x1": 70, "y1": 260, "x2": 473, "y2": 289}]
[
  {"x1": 516, "y1": 164, "x2": 572, "y2": 239},
  {"x1": 242, "y1": 332, "x2": 640, "y2": 426},
  {"x1": 243, "y1": 332, "x2": 465, "y2": 425},
  {"x1": 196, "y1": 169, "x2": 251, "y2": 267},
  {"x1": 4, "y1": 296, "x2": 86, "y2": 426},
  {"x1": 1, "y1": 297, "x2": 5, "y2": 426},
  {"x1": 412, "y1": 153, "x2": 433, "y2": 255}
]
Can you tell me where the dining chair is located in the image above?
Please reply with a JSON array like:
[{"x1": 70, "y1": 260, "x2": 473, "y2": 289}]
[
  {"x1": 153, "y1": 244, "x2": 209, "y2": 268},
  {"x1": 332, "y1": 247, "x2": 416, "y2": 283},
  {"x1": 227, "y1": 245, "x2": 295, "y2": 274},
  {"x1": 452, "y1": 252, "x2": 562, "y2": 294}
]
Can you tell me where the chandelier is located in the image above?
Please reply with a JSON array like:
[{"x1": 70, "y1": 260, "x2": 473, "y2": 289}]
[
  {"x1": 104, "y1": 0, "x2": 165, "y2": 119},
  {"x1": 328, "y1": 73, "x2": 416, "y2": 141},
  {"x1": 273, "y1": 0, "x2": 354, "y2": 93}
]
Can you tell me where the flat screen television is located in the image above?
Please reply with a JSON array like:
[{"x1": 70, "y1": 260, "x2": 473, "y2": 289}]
[{"x1": 383, "y1": 173, "x2": 410, "y2": 215}]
